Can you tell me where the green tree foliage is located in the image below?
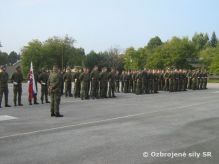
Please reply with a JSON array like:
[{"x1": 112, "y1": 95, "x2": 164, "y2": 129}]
[
  {"x1": 84, "y1": 48, "x2": 124, "y2": 71},
  {"x1": 0, "y1": 50, "x2": 19, "y2": 66},
  {"x1": 147, "y1": 37, "x2": 196, "y2": 69},
  {"x1": 3, "y1": 32, "x2": 219, "y2": 75},
  {"x1": 209, "y1": 47, "x2": 219, "y2": 74},
  {"x1": 21, "y1": 36, "x2": 85, "y2": 76},
  {"x1": 84, "y1": 51, "x2": 102, "y2": 68},
  {"x1": 147, "y1": 36, "x2": 162, "y2": 50},
  {"x1": 192, "y1": 33, "x2": 209, "y2": 51},
  {"x1": 21, "y1": 39, "x2": 43, "y2": 75},
  {"x1": 0, "y1": 52, "x2": 8, "y2": 65},
  {"x1": 199, "y1": 47, "x2": 215, "y2": 69},
  {"x1": 8, "y1": 51, "x2": 19, "y2": 65},
  {"x1": 124, "y1": 47, "x2": 139, "y2": 70},
  {"x1": 199, "y1": 44, "x2": 219, "y2": 74},
  {"x1": 210, "y1": 32, "x2": 218, "y2": 48}
]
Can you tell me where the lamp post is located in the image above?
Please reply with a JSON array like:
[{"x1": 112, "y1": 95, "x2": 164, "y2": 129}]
[{"x1": 61, "y1": 43, "x2": 64, "y2": 71}]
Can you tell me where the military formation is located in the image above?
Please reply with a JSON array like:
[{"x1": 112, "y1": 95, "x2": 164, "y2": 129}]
[
  {"x1": 0, "y1": 65, "x2": 208, "y2": 117},
  {"x1": 118, "y1": 69, "x2": 208, "y2": 94}
]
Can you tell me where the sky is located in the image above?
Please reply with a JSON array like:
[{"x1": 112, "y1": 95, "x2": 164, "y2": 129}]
[{"x1": 0, "y1": 0, "x2": 219, "y2": 54}]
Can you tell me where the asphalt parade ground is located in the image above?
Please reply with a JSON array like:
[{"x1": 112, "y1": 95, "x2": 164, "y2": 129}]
[{"x1": 0, "y1": 83, "x2": 219, "y2": 164}]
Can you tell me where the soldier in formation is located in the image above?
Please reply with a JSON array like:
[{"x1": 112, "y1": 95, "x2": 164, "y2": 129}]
[
  {"x1": 63, "y1": 67, "x2": 73, "y2": 97},
  {"x1": 0, "y1": 66, "x2": 11, "y2": 108},
  {"x1": 116, "y1": 69, "x2": 208, "y2": 94},
  {"x1": 0, "y1": 64, "x2": 209, "y2": 113},
  {"x1": 38, "y1": 68, "x2": 50, "y2": 104},
  {"x1": 11, "y1": 66, "x2": 24, "y2": 106}
]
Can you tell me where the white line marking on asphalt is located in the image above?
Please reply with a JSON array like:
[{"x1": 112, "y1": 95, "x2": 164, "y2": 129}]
[
  {"x1": 0, "y1": 100, "x2": 217, "y2": 140},
  {"x1": 212, "y1": 91, "x2": 219, "y2": 93},
  {"x1": 0, "y1": 115, "x2": 17, "y2": 121}
]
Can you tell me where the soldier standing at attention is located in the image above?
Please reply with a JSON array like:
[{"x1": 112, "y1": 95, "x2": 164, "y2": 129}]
[
  {"x1": 108, "y1": 68, "x2": 116, "y2": 98},
  {"x1": 153, "y1": 70, "x2": 158, "y2": 93},
  {"x1": 191, "y1": 70, "x2": 197, "y2": 90},
  {"x1": 169, "y1": 70, "x2": 174, "y2": 92},
  {"x1": 115, "y1": 70, "x2": 120, "y2": 92},
  {"x1": 187, "y1": 70, "x2": 192, "y2": 89},
  {"x1": 90, "y1": 65, "x2": 99, "y2": 99},
  {"x1": 73, "y1": 68, "x2": 81, "y2": 98},
  {"x1": 0, "y1": 66, "x2": 11, "y2": 108},
  {"x1": 203, "y1": 70, "x2": 208, "y2": 89},
  {"x1": 48, "y1": 65, "x2": 63, "y2": 117},
  {"x1": 38, "y1": 68, "x2": 50, "y2": 104},
  {"x1": 123, "y1": 71, "x2": 129, "y2": 93},
  {"x1": 132, "y1": 71, "x2": 137, "y2": 94},
  {"x1": 182, "y1": 70, "x2": 187, "y2": 91},
  {"x1": 128, "y1": 70, "x2": 133, "y2": 93},
  {"x1": 135, "y1": 70, "x2": 142, "y2": 95},
  {"x1": 80, "y1": 67, "x2": 90, "y2": 100},
  {"x1": 11, "y1": 66, "x2": 23, "y2": 106},
  {"x1": 164, "y1": 69, "x2": 170, "y2": 91},
  {"x1": 100, "y1": 67, "x2": 108, "y2": 98},
  {"x1": 63, "y1": 67, "x2": 73, "y2": 97}
]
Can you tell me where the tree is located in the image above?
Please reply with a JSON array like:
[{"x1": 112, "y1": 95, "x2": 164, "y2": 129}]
[
  {"x1": 192, "y1": 33, "x2": 209, "y2": 51},
  {"x1": 0, "y1": 52, "x2": 8, "y2": 65},
  {"x1": 210, "y1": 32, "x2": 218, "y2": 48},
  {"x1": 84, "y1": 51, "x2": 101, "y2": 69},
  {"x1": 43, "y1": 35, "x2": 76, "y2": 70},
  {"x1": 147, "y1": 36, "x2": 162, "y2": 49},
  {"x1": 21, "y1": 39, "x2": 43, "y2": 76},
  {"x1": 209, "y1": 45, "x2": 219, "y2": 74},
  {"x1": 199, "y1": 47, "x2": 215, "y2": 69},
  {"x1": 124, "y1": 47, "x2": 138, "y2": 70},
  {"x1": 84, "y1": 48, "x2": 124, "y2": 70},
  {"x1": 8, "y1": 51, "x2": 19, "y2": 65},
  {"x1": 146, "y1": 37, "x2": 196, "y2": 69},
  {"x1": 21, "y1": 36, "x2": 84, "y2": 76}
]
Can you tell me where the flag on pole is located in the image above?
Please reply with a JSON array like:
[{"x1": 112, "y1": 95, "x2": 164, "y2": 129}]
[{"x1": 28, "y1": 62, "x2": 37, "y2": 101}]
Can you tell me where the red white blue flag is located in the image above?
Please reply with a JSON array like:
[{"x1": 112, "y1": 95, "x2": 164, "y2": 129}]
[{"x1": 28, "y1": 62, "x2": 37, "y2": 100}]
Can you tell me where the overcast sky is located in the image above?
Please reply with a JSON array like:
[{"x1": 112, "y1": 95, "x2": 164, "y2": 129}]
[{"x1": 0, "y1": 0, "x2": 219, "y2": 54}]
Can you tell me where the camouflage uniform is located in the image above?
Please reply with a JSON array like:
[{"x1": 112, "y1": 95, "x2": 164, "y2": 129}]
[
  {"x1": 90, "y1": 68, "x2": 100, "y2": 99},
  {"x1": 80, "y1": 69, "x2": 90, "y2": 100},
  {"x1": 115, "y1": 71, "x2": 120, "y2": 92},
  {"x1": 48, "y1": 66, "x2": 63, "y2": 117},
  {"x1": 108, "y1": 70, "x2": 116, "y2": 98},
  {"x1": 0, "y1": 67, "x2": 11, "y2": 108},
  {"x1": 164, "y1": 71, "x2": 170, "y2": 91},
  {"x1": 100, "y1": 69, "x2": 108, "y2": 98},
  {"x1": 136, "y1": 71, "x2": 142, "y2": 95},
  {"x1": 72, "y1": 71, "x2": 81, "y2": 98},
  {"x1": 63, "y1": 69, "x2": 73, "y2": 97},
  {"x1": 38, "y1": 69, "x2": 50, "y2": 104},
  {"x1": 11, "y1": 67, "x2": 23, "y2": 106}
]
